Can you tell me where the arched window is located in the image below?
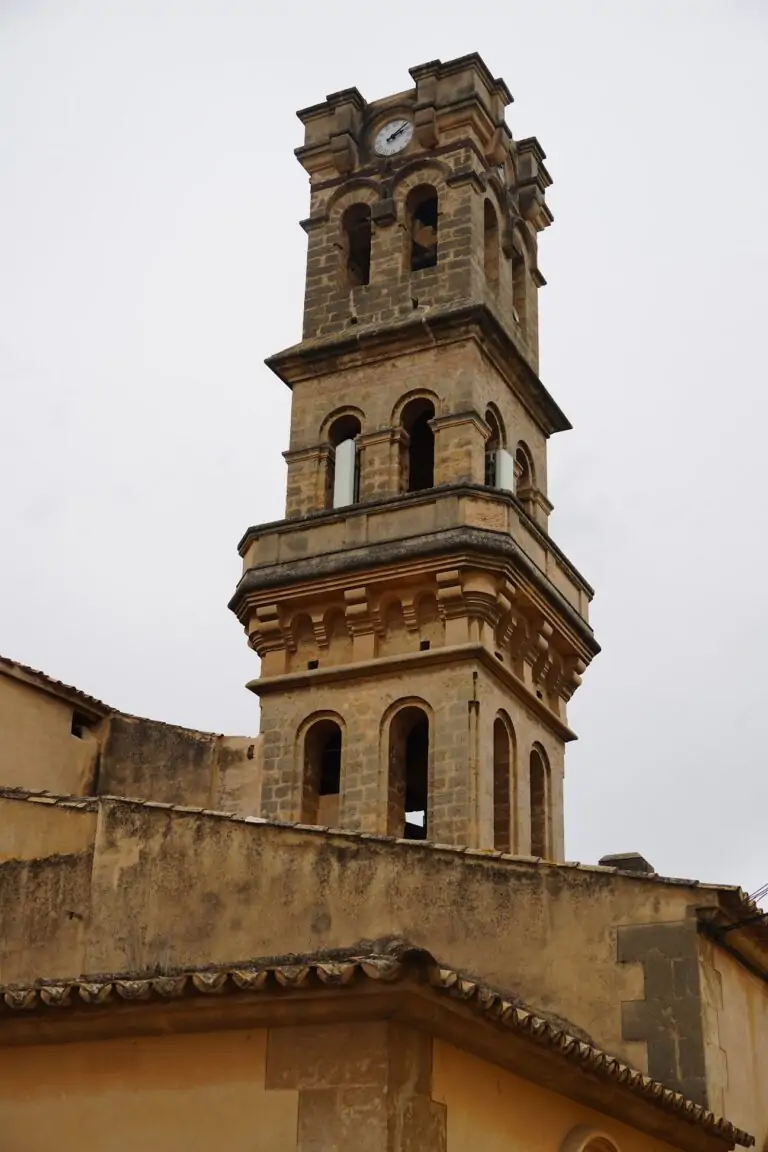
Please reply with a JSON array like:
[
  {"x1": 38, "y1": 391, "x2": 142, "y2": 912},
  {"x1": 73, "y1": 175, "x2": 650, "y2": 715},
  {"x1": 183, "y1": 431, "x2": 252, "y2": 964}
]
[
  {"x1": 514, "y1": 441, "x2": 536, "y2": 512},
  {"x1": 302, "y1": 717, "x2": 343, "y2": 825},
  {"x1": 326, "y1": 414, "x2": 362, "y2": 509},
  {"x1": 515, "y1": 442, "x2": 535, "y2": 490},
  {"x1": 493, "y1": 716, "x2": 514, "y2": 852},
  {"x1": 484, "y1": 406, "x2": 503, "y2": 486},
  {"x1": 530, "y1": 745, "x2": 550, "y2": 858},
  {"x1": 387, "y1": 705, "x2": 430, "y2": 840},
  {"x1": 400, "y1": 397, "x2": 435, "y2": 492},
  {"x1": 407, "y1": 185, "x2": 438, "y2": 272},
  {"x1": 483, "y1": 199, "x2": 499, "y2": 289},
  {"x1": 559, "y1": 1126, "x2": 622, "y2": 1152},
  {"x1": 341, "y1": 204, "x2": 372, "y2": 287},
  {"x1": 512, "y1": 226, "x2": 533, "y2": 333}
]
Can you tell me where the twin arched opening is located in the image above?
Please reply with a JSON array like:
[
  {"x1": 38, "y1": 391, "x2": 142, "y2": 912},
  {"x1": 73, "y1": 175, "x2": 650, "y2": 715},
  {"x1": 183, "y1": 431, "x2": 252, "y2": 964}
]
[{"x1": 338, "y1": 183, "x2": 439, "y2": 288}]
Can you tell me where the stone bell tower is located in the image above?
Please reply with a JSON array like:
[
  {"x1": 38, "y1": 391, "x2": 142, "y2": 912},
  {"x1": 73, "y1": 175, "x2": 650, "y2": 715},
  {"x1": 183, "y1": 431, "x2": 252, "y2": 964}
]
[{"x1": 229, "y1": 54, "x2": 599, "y2": 858}]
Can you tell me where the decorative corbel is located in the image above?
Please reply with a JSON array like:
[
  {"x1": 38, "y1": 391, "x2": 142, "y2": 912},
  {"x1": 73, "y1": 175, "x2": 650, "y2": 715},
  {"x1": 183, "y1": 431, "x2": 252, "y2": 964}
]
[
  {"x1": 557, "y1": 657, "x2": 586, "y2": 702},
  {"x1": 344, "y1": 586, "x2": 376, "y2": 637},
  {"x1": 310, "y1": 614, "x2": 330, "y2": 650},
  {"x1": 530, "y1": 621, "x2": 554, "y2": 685},
  {"x1": 401, "y1": 596, "x2": 420, "y2": 633},
  {"x1": 248, "y1": 603, "x2": 284, "y2": 657},
  {"x1": 436, "y1": 569, "x2": 464, "y2": 620}
]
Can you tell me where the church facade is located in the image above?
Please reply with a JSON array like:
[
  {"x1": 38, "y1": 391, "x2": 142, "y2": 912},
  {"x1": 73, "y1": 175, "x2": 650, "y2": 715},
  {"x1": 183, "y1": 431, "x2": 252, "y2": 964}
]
[{"x1": 0, "y1": 54, "x2": 765, "y2": 1152}]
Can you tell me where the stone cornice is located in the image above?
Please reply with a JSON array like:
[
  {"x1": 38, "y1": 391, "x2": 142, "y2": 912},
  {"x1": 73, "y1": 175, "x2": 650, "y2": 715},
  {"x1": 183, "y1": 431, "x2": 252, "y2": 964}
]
[
  {"x1": 230, "y1": 524, "x2": 599, "y2": 658},
  {"x1": 246, "y1": 642, "x2": 578, "y2": 744},
  {"x1": 236, "y1": 484, "x2": 594, "y2": 602},
  {"x1": 265, "y1": 302, "x2": 570, "y2": 437},
  {"x1": 0, "y1": 941, "x2": 752, "y2": 1150}
]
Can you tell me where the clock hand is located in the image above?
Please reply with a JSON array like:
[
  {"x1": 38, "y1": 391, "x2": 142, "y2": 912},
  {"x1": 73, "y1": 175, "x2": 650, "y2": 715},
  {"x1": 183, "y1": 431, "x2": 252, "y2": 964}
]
[{"x1": 387, "y1": 122, "x2": 408, "y2": 142}]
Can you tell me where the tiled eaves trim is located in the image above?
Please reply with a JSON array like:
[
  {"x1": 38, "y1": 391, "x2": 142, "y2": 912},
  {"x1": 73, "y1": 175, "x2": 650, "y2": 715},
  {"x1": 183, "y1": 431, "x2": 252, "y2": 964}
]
[{"x1": 0, "y1": 950, "x2": 754, "y2": 1148}]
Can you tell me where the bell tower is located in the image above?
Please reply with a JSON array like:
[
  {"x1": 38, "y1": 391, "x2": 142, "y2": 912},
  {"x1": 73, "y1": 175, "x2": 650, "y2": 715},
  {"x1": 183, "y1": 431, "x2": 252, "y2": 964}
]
[{"x1": 229, "y1": 54, "x2": 599, "y2": 858}]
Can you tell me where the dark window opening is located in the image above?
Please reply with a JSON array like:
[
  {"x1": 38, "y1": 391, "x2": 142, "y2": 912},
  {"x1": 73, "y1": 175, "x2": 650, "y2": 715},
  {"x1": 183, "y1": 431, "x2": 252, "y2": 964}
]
[
  {"x1": 485, "y1": 406, "x2": 503, "y2": 487},
  {"x1": 512, "y1": 231, "x2": 529, "y2": 331},
  {"x1": 71, "y1": 711, "x2": 89, "y2": 739},
  {"x1": 388, "y1": 706, "x2": 430, "y2": 840},
  {"x1": 342, "y1": 204, "x2": 372, "y2": 287},
  {"x1": 408, "y1": 186, "x2": 438, "y2": 272},
  {"x1": 319, "y1": 728, "x2": 341, "y2": 796},
  {"x1": 483, "y1": 199, "x2": 500, "y2": 289},
  {"x1": 493, "y1": 718, "x2": 512, "y2": 853},
  {"x1": 409, "y1": 411, "x2": 434, "y2": 491},
  {"x1": 307, "y1": 659, "x2": 319, "y2": 670},
  {"x1": 404, "y1": 717, "x2": 429, "y2": 840},
  {"x1": 400, "y1": 397, "x2": 435, "y2": 493},
  {"x1": 302, "y1": 718, "x2": 343, "y2": 823},
  {"x1": 419, "y1": 640, "x2": 431, "y2": 651},
  {"x1": 530, "y1": 749, "x2": 548, "y2": 858}
]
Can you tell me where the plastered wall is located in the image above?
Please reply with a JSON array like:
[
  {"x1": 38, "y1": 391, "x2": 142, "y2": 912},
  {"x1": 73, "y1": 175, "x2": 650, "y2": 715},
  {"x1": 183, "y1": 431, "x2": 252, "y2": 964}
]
[
  {"x1": 699, "y1": 936, "x2": 768, "y2": 1146},
  {"x1": 433, "y1": 1041, "x2": 680, "y2": 1152},
  {"x1": 0, "y1": 675, "x2": 100, "y2": 794}
]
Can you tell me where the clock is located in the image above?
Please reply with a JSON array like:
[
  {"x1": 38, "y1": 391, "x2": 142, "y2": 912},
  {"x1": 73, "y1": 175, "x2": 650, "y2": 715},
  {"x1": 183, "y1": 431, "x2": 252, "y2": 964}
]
[{"x1": 373, "y1": 118, "x2": 414, "y2": 157}]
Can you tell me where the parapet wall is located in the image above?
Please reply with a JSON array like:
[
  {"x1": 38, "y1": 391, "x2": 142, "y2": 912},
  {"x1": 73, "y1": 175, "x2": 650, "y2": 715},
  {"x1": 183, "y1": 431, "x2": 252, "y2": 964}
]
[{"x1": 0, "y1": 790, "x2": 765, "y2": 1144}]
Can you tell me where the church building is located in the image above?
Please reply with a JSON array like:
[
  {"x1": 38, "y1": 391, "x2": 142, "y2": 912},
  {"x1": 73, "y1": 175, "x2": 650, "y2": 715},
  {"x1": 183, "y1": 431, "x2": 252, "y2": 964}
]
[{"x1": 0, "y1": 53, "x2": 765, "y2": 1152}]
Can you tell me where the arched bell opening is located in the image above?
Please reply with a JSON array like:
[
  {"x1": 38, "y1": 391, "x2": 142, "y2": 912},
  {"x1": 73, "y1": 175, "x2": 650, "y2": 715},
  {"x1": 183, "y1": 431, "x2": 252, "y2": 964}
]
[
  {"x1": 399, "y1": 397, "x2": 435, "y2": 493},
  {"x1": 325, "y1": 413, "x2": 362, "y2": 509},
  {"x1": 302, "y1": 717, "x2": 343, "y2": 826},
  {"x1": 341, "y1": 203, "x2": 372, "y2": 287},
  {"x1": 406, "y1": 185, "x2": 439, "y2": 272},
  {"x1": 387, "y1": 704, "x2": 430, "y2": 840}
]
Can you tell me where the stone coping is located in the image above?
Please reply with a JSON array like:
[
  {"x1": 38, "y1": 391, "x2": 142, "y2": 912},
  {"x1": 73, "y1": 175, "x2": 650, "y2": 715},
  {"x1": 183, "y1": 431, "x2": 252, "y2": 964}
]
[
  {"x1": 0, "y1": 786, "x2": 764, "y2": 926},
  {"x1": 234, "y1": 481, "x2": 596, "y2": 604},
  {"x1": 0, "y1": 943, "x2": 753, "y2": 1148}
]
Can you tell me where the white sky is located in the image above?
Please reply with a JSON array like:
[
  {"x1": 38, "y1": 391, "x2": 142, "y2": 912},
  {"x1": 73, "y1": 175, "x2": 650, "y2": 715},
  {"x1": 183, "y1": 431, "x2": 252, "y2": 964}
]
[{"x1": 1, "y1": 0, "x2": 766, "y2": 895}]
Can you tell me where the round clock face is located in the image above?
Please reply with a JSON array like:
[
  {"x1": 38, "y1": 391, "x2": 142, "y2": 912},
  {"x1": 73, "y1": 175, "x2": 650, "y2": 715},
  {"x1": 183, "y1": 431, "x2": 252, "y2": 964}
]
[{"x1": 373, "y1": 118, "x2": 414, "y2": 157}]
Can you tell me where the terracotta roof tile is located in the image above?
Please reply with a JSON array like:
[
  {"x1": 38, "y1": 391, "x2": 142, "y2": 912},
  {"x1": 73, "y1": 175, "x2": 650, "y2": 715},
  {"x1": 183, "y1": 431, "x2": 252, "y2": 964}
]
[
  {"x1": 0, "y1": 947, "x2": 753, "y2": 1148},
  {"x1": 0, "y1": 654, "x2": 111, "y2": 715}
]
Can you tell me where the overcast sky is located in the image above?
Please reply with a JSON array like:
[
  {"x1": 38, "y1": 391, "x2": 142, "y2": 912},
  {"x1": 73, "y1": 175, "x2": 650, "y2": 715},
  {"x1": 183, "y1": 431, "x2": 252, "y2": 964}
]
[{"x1": 1, "y1": 0, "x2": 766, "y2": 897}]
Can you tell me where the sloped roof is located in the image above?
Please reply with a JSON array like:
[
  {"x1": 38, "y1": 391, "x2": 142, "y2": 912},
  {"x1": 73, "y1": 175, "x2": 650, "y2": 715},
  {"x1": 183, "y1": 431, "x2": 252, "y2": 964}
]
[
  {"x1": 0, "y1": 654, "x2": 111, "y2": 717},
  {"x1": 0, "y1": 945, "x2": 753, "y2": 1148}
]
